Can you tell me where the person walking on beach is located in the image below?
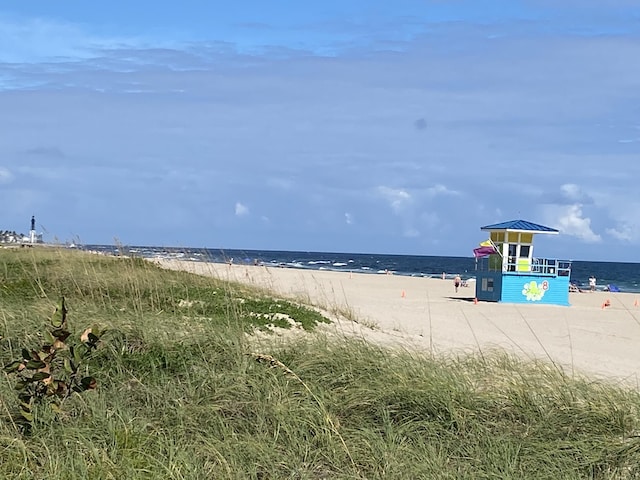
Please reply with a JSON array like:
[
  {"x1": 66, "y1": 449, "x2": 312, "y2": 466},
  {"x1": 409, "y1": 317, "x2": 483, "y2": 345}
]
[
  {"x1": 589, "y1": 275, "x2": 596, "y2": 292},
  {"x1": 454, "y1": 275, "x2": 461, "y2": 293}
]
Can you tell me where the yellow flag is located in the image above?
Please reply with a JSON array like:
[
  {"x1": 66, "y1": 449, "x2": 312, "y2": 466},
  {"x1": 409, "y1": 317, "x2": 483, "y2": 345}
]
[{"x1": 479, "y1": 240, "x2": 493, "y2": 247}]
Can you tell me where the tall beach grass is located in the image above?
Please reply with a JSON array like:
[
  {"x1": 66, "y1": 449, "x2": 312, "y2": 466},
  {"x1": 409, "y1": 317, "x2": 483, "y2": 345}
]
[{"x1": 1, "y1": 247, "x2": 640, "y2": 479}]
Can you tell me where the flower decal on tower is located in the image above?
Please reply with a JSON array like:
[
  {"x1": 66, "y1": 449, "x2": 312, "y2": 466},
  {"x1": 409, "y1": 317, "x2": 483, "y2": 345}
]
[{"x1": 522, "y1": 280, "x2": 548, "y2": 301}]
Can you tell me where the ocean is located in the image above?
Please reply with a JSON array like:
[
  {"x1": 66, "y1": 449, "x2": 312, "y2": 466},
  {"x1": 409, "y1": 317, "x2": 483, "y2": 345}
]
[{"x1": 81, "y1": 244, "x2": 640, "y2": 294}]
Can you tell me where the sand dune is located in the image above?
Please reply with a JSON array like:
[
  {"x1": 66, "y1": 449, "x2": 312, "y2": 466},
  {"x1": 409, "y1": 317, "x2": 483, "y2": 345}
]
[{"x1": 158, "y1": 259, "x2": 640, "y2": 385}]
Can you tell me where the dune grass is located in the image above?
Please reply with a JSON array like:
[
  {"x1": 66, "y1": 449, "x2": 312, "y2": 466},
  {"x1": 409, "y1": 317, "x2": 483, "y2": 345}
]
[{"x1": 1, "y1": 247, "x2": 640, "y2": 479}]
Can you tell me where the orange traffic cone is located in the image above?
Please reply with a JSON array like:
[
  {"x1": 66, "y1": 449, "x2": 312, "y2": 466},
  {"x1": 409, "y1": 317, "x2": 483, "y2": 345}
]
[
  {"x1": 401, "y1": 290, "x2": 406, "y2": 298},
  {"x1": 474, "y1": 297, "x2": 478, "y2": 305}
]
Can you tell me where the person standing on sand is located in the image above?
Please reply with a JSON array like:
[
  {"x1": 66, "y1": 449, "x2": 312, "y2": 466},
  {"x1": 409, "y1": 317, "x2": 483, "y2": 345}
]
[
  {"x1": 589, "y1": 275, "x2": 596, "y2": 292},
  {"x1": 454, "y1": 275, "x2": 461, "y2": 293}
]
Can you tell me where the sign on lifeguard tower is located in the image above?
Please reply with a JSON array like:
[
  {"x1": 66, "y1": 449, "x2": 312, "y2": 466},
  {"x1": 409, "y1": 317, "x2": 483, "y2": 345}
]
[{"x1": 473, "y1": 220, "x2": 571, "y2": 306}]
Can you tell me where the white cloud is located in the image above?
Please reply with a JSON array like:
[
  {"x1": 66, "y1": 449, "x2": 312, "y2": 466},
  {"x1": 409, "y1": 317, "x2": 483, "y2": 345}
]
[
  {"x1": 426, "y1": 184, "x2": 459, "y2": 197},
  {"x1": 0, "y1": 167, "x2": 13, "y2": 184},
  {"x1": 543, "y1": 204, "x2": 601, "y2": 243},
  {"x1": 267, "y1": 177, "x2": 294, "y2": 190},
  {"x1": 606, "y1": 224, "x2": 634, "y2": 242},
  {"x1": 560, "y1": 183, "x2": 593, "y2": 204},
  {"x1": 403, "y1": 227, "x2": 420, "y2": 238},
  {"x1": 235, "y1": 202, "x2": 249, "y2": 216},
  {"x1": 377, "y1": 186, "x2": 411, "y2": 214},
  {"x1": 604, "y1": 204, "x2": 640, "y2": 243},
  {"x1": 0, "y1": 15, "x2": 135, "y2": 64},
  {"x1": 560, "y1": 183, "x2": 581, "y2": 201},
  {"x1": 344, "y1": 212, "x2": 353, "y2": 225}
]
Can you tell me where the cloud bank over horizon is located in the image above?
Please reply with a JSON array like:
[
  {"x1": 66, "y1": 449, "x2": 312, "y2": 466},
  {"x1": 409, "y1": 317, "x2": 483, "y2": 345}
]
[{"x1": 1, "y1": 1, "x2": 639, "y2": 261}]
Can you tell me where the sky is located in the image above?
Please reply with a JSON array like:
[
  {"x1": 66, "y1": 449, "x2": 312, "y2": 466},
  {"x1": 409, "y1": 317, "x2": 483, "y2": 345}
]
[{"x1": 1, "y1": 1, "x2": 639, "y2": 261}]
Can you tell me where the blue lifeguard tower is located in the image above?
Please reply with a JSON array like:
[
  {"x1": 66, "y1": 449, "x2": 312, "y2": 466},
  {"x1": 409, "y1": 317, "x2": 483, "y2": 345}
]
[{"x1": 474, "y1": 220, "x2": 572, "y2": 306}]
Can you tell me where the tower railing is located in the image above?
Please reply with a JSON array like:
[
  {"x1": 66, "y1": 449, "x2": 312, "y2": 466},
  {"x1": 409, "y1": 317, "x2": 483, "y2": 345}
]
[{"x1": 476, "y1": 256, "x2": 571, "y2": 276}]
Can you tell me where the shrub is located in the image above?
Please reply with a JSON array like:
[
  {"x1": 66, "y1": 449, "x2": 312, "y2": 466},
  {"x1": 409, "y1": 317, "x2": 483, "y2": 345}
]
[{"x1": 3, "y1": 297, "x2": 104, "y2": 432}]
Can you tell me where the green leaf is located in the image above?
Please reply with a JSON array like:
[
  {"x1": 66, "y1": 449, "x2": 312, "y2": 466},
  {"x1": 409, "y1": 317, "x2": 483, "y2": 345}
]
[
  {"x1": 64, "y1": 357, "x2": 76, "y2": 374},
  {"x1": 30, "y1": 372, "x2": 51, "y2": 382},
  {"x1": 18, "y1": 393, "x2": 31, "y2": 404},
  {"x1": 21, "y1": 348, "x2": 32, "y2": 360},
  {"x1": 25, "y1": 360, "x2": 46, "y2": 370},
  {"x1": 19, "y1": 410, "x2": 34, "y2": 423},
  {"x1": 51, "y1": 297, "x2": 67, "y2": 328},
  {"x1": 92, "y1": 324, "x2": 105, "y2": 337},
  {"x1": 44, "y1": 330, "x2": 55, "y2": 344},
  {"x1": 3, "y1": 361, "x2": 23, "y2": 373},
  {"x1": 14, "y1": 380, "x2": 29, "y2": 390},
  {"x1": 73, "y1": 344, "x2": 87, "y2": 364},
  {"x1": 80, "y1": 376, "x2": 97, "y2": 390},
  {"x1": 52, "y1": 328, "x2": 71, "y2": 342}
]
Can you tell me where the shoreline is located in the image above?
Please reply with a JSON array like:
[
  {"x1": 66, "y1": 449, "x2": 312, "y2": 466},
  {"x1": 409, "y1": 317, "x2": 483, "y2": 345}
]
[
  {"x1": 73, "y1": 243, "x2": 640, "y2": 293},
  {"x1": 157, "y1": 258, "x2": 640, "y2": 386}
]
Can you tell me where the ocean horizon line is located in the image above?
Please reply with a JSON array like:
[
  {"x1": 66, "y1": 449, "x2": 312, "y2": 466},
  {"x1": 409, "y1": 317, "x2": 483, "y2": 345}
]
[
  {"x1": 77, "y1": 243, "x2": 640, "y2": 266},
  {"x1": 77, "y1": 244, "x2": 640, "y2": 294}
]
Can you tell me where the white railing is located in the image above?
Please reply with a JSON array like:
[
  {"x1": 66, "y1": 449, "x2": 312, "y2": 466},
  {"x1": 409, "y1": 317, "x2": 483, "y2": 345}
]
[{"x1": 477, "y1": 256, "x2": 571, "y2": 276}]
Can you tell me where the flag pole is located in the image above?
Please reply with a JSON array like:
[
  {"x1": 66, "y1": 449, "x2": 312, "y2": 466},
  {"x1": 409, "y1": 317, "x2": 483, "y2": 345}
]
[{"x1": 489, "y1": 238, "x2": 503, "y2": 258}]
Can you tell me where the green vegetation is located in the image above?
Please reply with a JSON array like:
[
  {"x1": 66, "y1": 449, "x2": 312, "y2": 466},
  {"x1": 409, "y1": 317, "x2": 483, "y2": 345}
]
[
  {"x1": 4, "y1": 296, "x2": 104, "y2": 432},
  {"x1": 2, "y1": 247, "x2": 640, "y2": 479}
]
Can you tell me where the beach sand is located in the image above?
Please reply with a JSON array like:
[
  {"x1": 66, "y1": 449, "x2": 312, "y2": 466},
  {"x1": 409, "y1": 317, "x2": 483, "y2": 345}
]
[{"x1": 158, "y1": 259, "x2": 640, "y2": 385}]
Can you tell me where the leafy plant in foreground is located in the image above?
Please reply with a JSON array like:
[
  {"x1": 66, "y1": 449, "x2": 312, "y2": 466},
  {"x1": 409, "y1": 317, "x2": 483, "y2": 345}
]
[{"x1": 3, "y1": 297, "x2": 104, "y2": 431}]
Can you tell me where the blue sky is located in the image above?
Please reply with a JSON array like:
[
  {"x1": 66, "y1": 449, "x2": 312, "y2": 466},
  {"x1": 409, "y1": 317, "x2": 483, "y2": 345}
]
[{"x1": 1, "y1": 1, "x2": 639, "y2": 261}]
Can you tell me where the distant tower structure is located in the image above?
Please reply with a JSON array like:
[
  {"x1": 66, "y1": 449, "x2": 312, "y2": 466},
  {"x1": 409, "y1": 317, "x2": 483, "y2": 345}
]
[
  {"x1": 30, "y1": 216, "x2": 36, "y2": 244},
  {"x1": 474, "y1": 219, "x2": 571, "y2": 306}
]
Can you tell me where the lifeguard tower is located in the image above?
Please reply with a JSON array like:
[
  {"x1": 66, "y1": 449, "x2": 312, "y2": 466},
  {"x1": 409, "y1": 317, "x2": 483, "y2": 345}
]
[{"x1": 474, "y1": 220, "x2": 571, "y2": 306}]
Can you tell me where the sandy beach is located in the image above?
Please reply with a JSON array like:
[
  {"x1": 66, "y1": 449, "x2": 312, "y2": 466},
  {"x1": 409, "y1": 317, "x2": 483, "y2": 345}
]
[{"x1": 158, "y1": 259, "x2": 640, "y2": 385}]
